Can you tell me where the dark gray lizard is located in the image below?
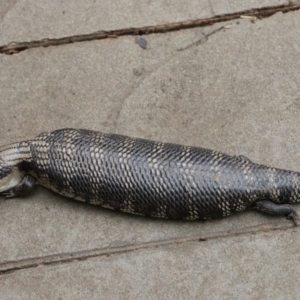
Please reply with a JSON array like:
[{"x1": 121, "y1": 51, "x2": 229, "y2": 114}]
[{"x1": 0, "y1": 128, "x2": 299, "y2": 224}]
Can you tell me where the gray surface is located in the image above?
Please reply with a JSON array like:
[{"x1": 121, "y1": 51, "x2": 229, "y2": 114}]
[
  {"x1": 1, "y1": 228, "x2": 299, "y2": 300},
  {"x1": 0, "y1": 2, "x2": 300, "y2": 299},
  {"x1": 210, "y1": 0, "x2": 287, "y2": 15},
  {"x1": 1, "y1": 1, "x2": 298, "y2": 45},
  {"x1": 0, "y1": 0, "x2": 212, "y2": 44}
]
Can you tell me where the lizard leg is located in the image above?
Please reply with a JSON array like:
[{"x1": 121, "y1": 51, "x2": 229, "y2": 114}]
[
  {"x1": 253, "y1": 200, "x2": 299, "y2": 225},
  {"x1": 1, "y1": 175, "x2": 36, "y2": 198}
]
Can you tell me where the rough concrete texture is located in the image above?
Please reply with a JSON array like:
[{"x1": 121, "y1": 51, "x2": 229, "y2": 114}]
[
  {"x1": 0, "y1": 0, "x2": 298, "y2": 45},
  {"x1": 210, "y1": 0, "x2": 287, "y2": 15},
  {"x1": 0, "y1": 0, "x2": 212, "y2": 44},
  {"x1": 1, "y1": 229, "x2": 300, "y2": 299},
  {"x1": 0, "y1": 1, "x2": 300, "y2": 299}
]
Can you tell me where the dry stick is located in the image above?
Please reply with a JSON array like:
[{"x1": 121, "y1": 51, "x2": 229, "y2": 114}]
[{"x1": 0, "y1": 4, "x2": 300, "y2": 54}]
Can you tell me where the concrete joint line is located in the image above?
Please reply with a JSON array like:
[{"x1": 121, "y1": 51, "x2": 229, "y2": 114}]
[
  {"x1": 0, "y1": 223, "x2": 296, "y2": 276},
  {"x1": 0, "y1": 4, "x2": 300, "y2": 55}
]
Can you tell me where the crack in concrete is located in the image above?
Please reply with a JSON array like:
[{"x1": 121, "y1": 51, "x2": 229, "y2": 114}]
[
  {"x1": 177, "y1": 25, "x2": 225, "y2": 51},
  {"x1": 113, "y1": 76, "x2": 148, "y2": 133},
  {"x1": 0, "y1": 4, "x2": 300, "y2": 55},
  {"x1": 114, "y1": 47, "x2": 186, "y2": 131},
  {"x1": 208, "y1": 0, "x2": 216, "y2": 16},
  {"x1": 0, "y1": 222, "x2": 296, "y2": 276}
]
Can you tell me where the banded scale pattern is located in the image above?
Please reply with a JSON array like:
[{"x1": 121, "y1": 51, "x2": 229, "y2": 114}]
[{"x1": 1, "y1": 128, "x2": 300, "y2": 222}]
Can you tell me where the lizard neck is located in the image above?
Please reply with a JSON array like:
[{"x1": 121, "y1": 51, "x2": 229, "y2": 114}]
[{"x1": 0, "y1": 141, "x2": 32, "y2": 167}]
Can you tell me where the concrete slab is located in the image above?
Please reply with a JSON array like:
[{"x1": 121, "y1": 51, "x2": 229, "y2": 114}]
[
  {"x1": 1, "y1": 227, "x2": 299, "y2": 299},
  {"x1": 0, "y1": 3, "x2": 300, "y2": 299},
  {"x1": 1, "y1": 11, "x2": 300, "y2": 266}
]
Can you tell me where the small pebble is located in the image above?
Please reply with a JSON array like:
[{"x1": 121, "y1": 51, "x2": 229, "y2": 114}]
[{"x1": 135, "y1": 37, "x2": 147, "y2": 49}]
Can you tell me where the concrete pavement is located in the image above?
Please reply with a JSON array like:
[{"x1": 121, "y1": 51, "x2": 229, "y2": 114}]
[{"x1": 1, "y1": 1, "x2": 300, "y2": 299}]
